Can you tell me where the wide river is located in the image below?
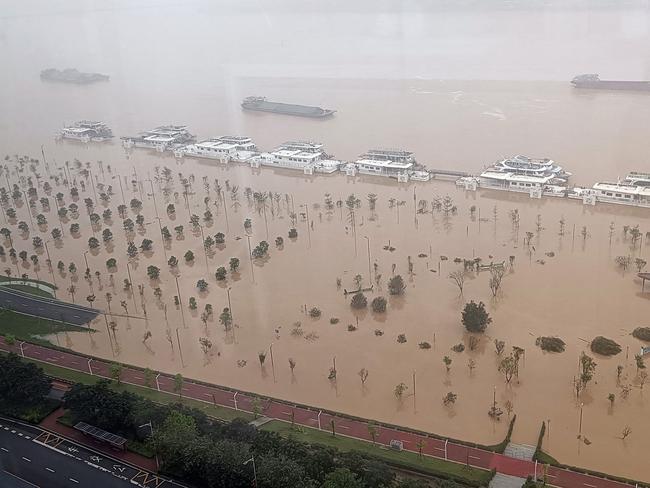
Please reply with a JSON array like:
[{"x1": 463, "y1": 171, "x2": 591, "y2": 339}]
[{"x1": 1, "y1": 0, "x2": 650, "y2": 482}]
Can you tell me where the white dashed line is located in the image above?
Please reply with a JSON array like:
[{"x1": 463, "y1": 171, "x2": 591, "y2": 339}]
[
  {"x1": 17, "y1": 433, "x2": 23, "y2": 436},
  {"x1": 21, "y1": 457, "x2": 31, "y2": 462},
  {"x1": 1, "y1": 447, "x2": 8, "y2": 452},
  {"x1": 45, "y1": 467, "x2": 55, "y2": 473},
  {"x1": 469, "y1": 455, "x2": 481, "y2": 460},
  {"x1": 70, "y1": 478, "x2": 79, "y2": 483},
  {"x1": 584, "y1": 484, "x2": 597, "y2": 488}
]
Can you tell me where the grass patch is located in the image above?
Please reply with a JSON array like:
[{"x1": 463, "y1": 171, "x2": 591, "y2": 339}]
[
  {"x1": 534, "y1": 450, "x2": 558, "y2": 465},
  {"x1": 3, "y1": 284, "x2": 55, "y2": 298},
  {"x1": 0, "y1": 275, "x2": 57, "y2": 289},
  {"x1": 0, "y1": 308, "x2": 86, "y2": 344},
  {"x1": 261, "y1": 420, "x2": 492, "y2": 487},
  {"x1": 590, "y1": 336, "x2": 621, "y2": 356},
  {"x1": 17, "y1": 356, "x2": 252, "y2": 423}
]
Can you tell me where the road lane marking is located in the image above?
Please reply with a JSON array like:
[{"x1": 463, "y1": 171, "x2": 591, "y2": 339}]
[
  {"x1": 46, "y1": 467, "x2": 55, "y2": 473},
  {"x1": 584, "y1": 484, "x2": 597, "y2": 488},
  {"x1": 1, "y1": 447, "x2": 8, "y2": 452},
  {"x1": 70, "y1": 478, "x2": 79, "y2": 483},
  {"x1": 21, "y1": 456, "x2": 31, "y2": 462},
  {"x1": 469, "y1": 455, "x2": 481, "y2": 460},
  {"x1": 17, "y1": 433, "x2": 23, "y2": 436}
]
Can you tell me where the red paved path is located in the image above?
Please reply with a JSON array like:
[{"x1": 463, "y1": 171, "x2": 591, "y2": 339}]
[{"x1": 1, "y1": 337, "x2": 642, "y2": 488}]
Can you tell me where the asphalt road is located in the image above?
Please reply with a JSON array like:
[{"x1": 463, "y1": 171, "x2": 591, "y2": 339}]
[
  {"x1": 0, "y1": 417, "x2": 180, "y2": 488},
  {"x1": 0, "y1": 287, "x2": 98, "y2": 325},
  {"x1": 0, "y1": 337, "x2": 641, "y2": 488}
]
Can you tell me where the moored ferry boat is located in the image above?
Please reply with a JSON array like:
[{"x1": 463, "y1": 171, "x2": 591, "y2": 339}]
[
  {"x1": 251, "y1": 141, "x2": 342, "y2": 174},
  {"x1": 589, "y1": 181, "x2": 650, "y2": 208},
  {"x1": 344, "y1": 148, "x2": 428, "y2": 182},
  {"x1": 491, "y1": 155, "x2": 571, "y2": 183},
  {"x1": 476, "y1": 155, "x2": 571, "y2": 197},
  {"x1": 57, "y1": 121, "x2": 113, "y2": 142},
  {"x1": 121, "y1": 125, "x2": 195, "y2": 152},
  {"x1": 180, "y1": 136, "x2": 257, "y2": 161}
]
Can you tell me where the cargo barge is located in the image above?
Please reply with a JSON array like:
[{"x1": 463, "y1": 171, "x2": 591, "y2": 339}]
[
  {"x1": 571, "y1": 74, "x2": 650, "y2": 91},
  {"x1": 40, "y1": 68, "x2": 109, "y2": 84},
  {"x1": 241, "y1": 96, "x2": 335, "y2": 118}
]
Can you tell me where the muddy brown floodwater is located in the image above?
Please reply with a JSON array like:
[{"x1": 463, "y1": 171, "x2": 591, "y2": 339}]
[{"x1": 1, "y1": 145, "x2": 649, "y2": 482}]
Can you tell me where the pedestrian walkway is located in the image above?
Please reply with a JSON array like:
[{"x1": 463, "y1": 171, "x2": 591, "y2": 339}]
[
  {"x1": 0, "y1": 336, "x2": 642, "y2": 488},
  {"x1": 489, "y1": 473, "x2": 527, "y2": 488},
  {"x1": 504, "y1": 443, "x2": 537, "y2": 461}
]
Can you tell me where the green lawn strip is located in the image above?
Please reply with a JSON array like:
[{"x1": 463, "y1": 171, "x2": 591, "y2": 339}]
[
  {"x1": 0, "y1": 309, "x2": 87, "y2": 343},
  {"x1": 262, "y1": 420, "x2": 492, "y2": 487},
  {"x1": 16, "y1": 356, "x2": 253, "y2": 423},
  {"x1": 534, "y1": 450, "x2": 558, "y2": 465},
  {"x1": 0, "y1": 276, "x2": 57, "y2": 288},
  {"x1": 3, "y1": 284, "x2": 54, "y2": 298}
]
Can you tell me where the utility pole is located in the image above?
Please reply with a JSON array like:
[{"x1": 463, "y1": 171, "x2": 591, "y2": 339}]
[
  {"x1": 364, "y1": 235, "x2": 371, "y2": 279},
  {"x1": 246, "y1": 235, "x2": 255, "y2": 283},
  {"x1": 175, "y1": 276, "x2": 186, "y2": 327},
  {"x1": 176, "y1": 327, "x2": 185, "y2": 367},
  {"x1": 126, "y1": 262, "x2": 137, "y2": 312}
]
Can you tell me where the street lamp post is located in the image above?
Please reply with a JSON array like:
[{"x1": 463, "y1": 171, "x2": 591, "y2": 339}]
[
  {"x1": 269, "y1": 343, "x2": 276, "y2": 383},
  {"x1": 43, "y1": 240, "x2": 57, "y2": 294},
  {"x1": 246, "y1": 235, "x2": 255, "y2": 283},
  {"x1": 145, "y1": 178, "x2": 159, "y2": 219},
  {"x1": 22, "y1": 191, "x2": 34, "y2": 228},
  {"x1": 301, "y1": 204, "x2": 311, "y2": 248},
  {"x1": 197, "y1": 223, "x2": 209, "y2": 271},
  {"x1": 363, "y1": 235, "x2": 371, "y2": 279},
  {"x1": 243, "y1": 456, "x2": 257, "y2": 488},
  {"x1": 175, "y1": 276, "x2": 186, "y2": 327},
  {"x1": 126, "y1": 261, "x2": 138, "y2": 312},
  {"x1": 578, "y1": 402, "x2": 584, "y2": 437}
]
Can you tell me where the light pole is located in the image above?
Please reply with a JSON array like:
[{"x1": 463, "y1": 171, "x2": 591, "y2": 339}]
[
  {"x1": 175, "y1": 276, "x2": 185, "y2": 327},
  {"x1": 22, "y1": 191, "x2": 34, "y2": 228},
  {"x1": 243, "y1": 456, "x2": 257, "y2": 487},
  {"x1": 363, "y1": 236, "x2": 371, "y2": 279},
  {"x1": 126, "y1": 261, "x2": 138, "y2": 312},
  {"x1": 246, "y1": 235, "x2": 255, "y2": 283},
  {"x1": 301, "y1": 204, "x2": 311, "y2": 248},
  {"x1": 139, "y1": 421, "x2": 158, "y2": 470},
  {"x1": 197, "y1": 222, "x2": 209, "y2": 271},
  {"x1": 176, "y1": 327, "x2": 185, "y2": 367},
  {"x1": 578, "y1": 402, "x2": 584, "y2": 437},
  {"x1": 269, "y1": 342, "x2": 276, "y2": 383},
  {"x1": 145, "y1": 178, "x2": 159, "y2": 219},
  {"x1": 44, "y1": 240, "x2": 57, "y2": 294}
]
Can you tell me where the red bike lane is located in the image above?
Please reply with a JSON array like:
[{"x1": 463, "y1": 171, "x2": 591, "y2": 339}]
[{"x1": 0, "y1": 337, "x2": 641, "y2": 488}]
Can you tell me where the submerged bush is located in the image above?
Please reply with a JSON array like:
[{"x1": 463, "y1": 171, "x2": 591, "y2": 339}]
[
  {"x1": 535, "y1": 336, "x2": 566, "y2": 353},
  {"x1": 590, "y1": 336, "x2": 621, "y2": 356},
  {"x1": 632, "y1": 327, "x2": 650, "y2": 342}
]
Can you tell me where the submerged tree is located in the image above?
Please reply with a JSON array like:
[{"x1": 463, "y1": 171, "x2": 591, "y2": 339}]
[{"x1": 462, "y1": 301, "x2": 492, "y2": 333}]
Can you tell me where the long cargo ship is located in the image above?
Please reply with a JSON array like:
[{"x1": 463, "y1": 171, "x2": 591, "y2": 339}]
[
  {"x1": 571, "y1": 74, "x2": 650, "y2": 91},
  {"x1": 241, "y1": 96, "x2": 335, "y2": 118},
  {"x1": 41, "y1": 68, "x2": 109, "y2": 84}
]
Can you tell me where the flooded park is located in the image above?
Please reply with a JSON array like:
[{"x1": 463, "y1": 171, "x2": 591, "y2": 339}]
[
  {"x1": 3, "y1": 0, "x2": 650, "y2": 483},
  {"x1": 1, "y1": 143, "x2": 649, "y2": 481}
]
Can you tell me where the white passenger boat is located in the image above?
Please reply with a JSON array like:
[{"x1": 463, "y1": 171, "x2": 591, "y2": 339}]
[
  {"x1": 57, "y1": 121, "x2": 113, "y2": 142},
  {"x1": 589, "y1": 181, "x2": 650, "y2": 208},
  {"x1": 180, "y1": 136, "x2": 257, "y2": 162},
  {"x1": 121, "y1": 125, "x2": 195, "y2": 152},
  {"x1": 251, "y1": 141, "x2": 343, "y2": 174},
  {"x1": 344, "y1": 148, "x2": 428, "y2": 181},
  {"x1": 491, "y1": 155, "x2": 571, "y2": 182}
]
